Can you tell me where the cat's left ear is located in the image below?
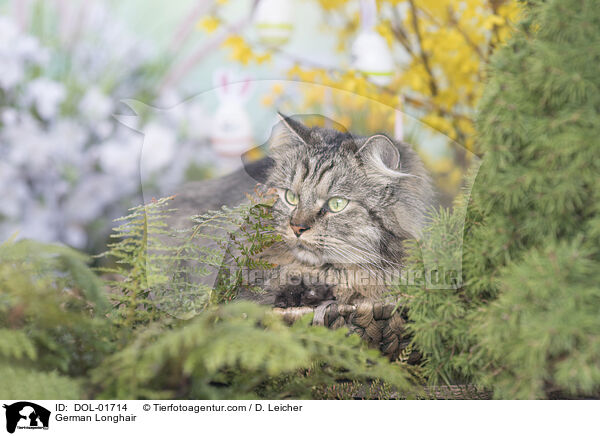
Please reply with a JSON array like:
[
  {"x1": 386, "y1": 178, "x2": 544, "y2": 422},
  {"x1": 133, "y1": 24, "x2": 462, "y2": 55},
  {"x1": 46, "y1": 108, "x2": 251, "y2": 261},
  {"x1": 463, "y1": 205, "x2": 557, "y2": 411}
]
[
  {"x1": 356, "y1": 134, "x2": 401, "y2": 175},
  {"x1": 270, "y1": 112, "x2": 311, "y2": 148}
]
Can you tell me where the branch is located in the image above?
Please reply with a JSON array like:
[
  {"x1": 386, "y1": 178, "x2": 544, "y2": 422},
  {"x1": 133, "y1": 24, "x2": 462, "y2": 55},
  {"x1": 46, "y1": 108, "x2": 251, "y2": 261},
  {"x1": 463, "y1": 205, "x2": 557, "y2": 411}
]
[
  {"x1": 159, "y1": 0, "x2": 261, "y2": 93},
  {"x1": 390, "y1": 6, "x2": 415, "y2": 56},
  {"x1": 168, "y1": 0, "x2": 217, "y2": 53},
  {"x1": 276, "y1": 56, "x2": 472, "y2": 124},
  {"x1": 407, "y1": 0, "x2": 438, "y2": 97},
  {"x1": 445, "y1": 7, "x2": 486, "y2": 60}
]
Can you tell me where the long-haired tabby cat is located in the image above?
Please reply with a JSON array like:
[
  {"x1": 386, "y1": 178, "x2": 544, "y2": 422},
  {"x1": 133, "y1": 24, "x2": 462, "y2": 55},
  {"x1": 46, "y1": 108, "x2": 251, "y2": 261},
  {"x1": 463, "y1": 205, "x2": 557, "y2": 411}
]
[{"x1": 168, "y1": 113, "x2": 433, "y2": 307}]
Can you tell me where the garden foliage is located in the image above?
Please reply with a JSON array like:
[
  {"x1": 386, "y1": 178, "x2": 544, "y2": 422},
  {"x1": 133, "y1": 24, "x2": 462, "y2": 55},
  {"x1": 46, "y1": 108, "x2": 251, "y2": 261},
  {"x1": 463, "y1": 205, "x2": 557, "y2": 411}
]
[
  {"x1": 402, "y1": 0, "x2": 600, "y2": 399},
  {"x1": 0, "y1": 238, "x2": 112, "y2": 399},
  {"x1": 0, "y1": 196, "x2": 418, "y2": 399},
  {"x1": 1, "y1": 0, "x2": 598, "y2": 401}
]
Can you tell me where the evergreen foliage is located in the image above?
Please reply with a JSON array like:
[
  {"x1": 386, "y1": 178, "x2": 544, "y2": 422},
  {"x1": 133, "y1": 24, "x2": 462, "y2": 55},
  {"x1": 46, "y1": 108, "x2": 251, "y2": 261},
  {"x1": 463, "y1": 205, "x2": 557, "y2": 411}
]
[
  {"x1": 403, "y1": 0, "x2": 600, "y2": 398},
  {"x1": 394, "y1": 193, "x2": 475, "y2": 386},
  {"x1": 0, "y1": 238, "x2": 112, "y2": 399},
  {"x1": 0, "y1": 366, "x2": 83, "y2": 400}
]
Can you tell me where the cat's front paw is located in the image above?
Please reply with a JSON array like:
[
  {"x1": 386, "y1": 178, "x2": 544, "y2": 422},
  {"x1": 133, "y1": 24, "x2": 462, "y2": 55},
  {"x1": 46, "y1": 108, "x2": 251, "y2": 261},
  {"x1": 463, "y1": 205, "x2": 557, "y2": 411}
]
[
  {"x1": 273, "y1": 284, "x2": 304, "y2": 308},
  {"x1": 299, "y1": 283, "x2": 334, "y2": 307},
  {"x1": 273, "y1": 283, "x2": 335, "y2": 308}
]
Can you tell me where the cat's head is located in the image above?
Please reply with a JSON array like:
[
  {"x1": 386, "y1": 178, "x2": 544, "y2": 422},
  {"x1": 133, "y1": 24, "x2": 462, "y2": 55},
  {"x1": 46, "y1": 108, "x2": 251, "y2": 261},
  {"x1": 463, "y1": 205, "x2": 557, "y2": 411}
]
[{"x1": 264, "y1": 113, "x2": 432, "y2": 268}]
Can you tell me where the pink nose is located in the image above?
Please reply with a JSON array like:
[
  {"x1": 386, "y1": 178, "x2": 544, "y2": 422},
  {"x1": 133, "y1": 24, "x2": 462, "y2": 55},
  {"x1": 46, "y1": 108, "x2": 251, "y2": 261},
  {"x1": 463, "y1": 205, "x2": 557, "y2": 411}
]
[{"x1": 290, "y1": 223, "x2": 310, "y2": 237}]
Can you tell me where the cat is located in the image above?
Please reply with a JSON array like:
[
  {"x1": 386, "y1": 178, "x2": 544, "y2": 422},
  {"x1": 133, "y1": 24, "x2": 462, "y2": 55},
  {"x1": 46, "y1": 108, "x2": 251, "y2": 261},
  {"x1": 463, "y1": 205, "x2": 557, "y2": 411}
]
[{"x1": 166, "y1": 113, "x2": 433, "y2": 308}]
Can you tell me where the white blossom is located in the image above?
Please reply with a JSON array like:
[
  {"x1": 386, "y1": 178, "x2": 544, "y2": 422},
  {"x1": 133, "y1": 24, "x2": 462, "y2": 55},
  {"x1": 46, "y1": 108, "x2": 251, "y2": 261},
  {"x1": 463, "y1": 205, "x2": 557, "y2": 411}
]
[
  {"x1": 0, "y1": 8, "x2": 213, "y2": 249},
  {"x1": 63, "y1": 224, "x2": 88, "y2": 249},
  {"x1": 63, "y1": 174, "x2": 116, "y2": 223},
  {"x1": 0, "y1": 57, "x2": 26, "y2": 90},
  {"x1": 140, "y1": 122, "x2": 177, "y2": 176},
  {"x1": 0, "y1": 162, "x2": 28, "y2": 219},
  {"x1": 97, "y1": 139, "x2": 140, "y2": 180},
  {"x1": 186, "y1": 102, "x2": 210, "y2": 141},
  {"x1": 79, "y1": 87, "x2": 113, "y2": 122},
  {"x1": 1, "y1": 108, "x2": 19, "y2": 126},
  {"x1": 19, "y1": 202, "x2": 59, "y2": 243},
  {"x1": 26, "y1": 78, "x2": 66, "y2": 120},
  {"x1": 0, "y1": 17, "x2": 46, "y2": 90}
]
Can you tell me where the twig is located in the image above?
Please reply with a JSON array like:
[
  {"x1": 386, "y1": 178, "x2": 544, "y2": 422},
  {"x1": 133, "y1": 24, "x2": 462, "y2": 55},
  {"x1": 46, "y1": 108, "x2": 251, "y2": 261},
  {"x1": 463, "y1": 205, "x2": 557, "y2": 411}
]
[
  {"x1": 390, "y1": 6, "x2": 415, "y2": 56},
  {"x1": 168, "y1": 0, "x2": 217, "y2": 53},
  {"x1": 445, "y1": 6, "x2": 486, "y2": 60},
  {"x1": 159, "y1": 0, "x2": 260, "y2": 93},
  {"x1": 407, "y1": 0, "x2": 438, "y2": 96}
]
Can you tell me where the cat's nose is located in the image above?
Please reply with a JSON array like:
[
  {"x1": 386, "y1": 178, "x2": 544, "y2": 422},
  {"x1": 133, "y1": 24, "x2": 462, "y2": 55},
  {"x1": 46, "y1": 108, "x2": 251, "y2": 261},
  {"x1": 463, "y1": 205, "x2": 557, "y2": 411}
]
[{"x1": 290, "y1": 222, "x2": 310, "y2": 237}]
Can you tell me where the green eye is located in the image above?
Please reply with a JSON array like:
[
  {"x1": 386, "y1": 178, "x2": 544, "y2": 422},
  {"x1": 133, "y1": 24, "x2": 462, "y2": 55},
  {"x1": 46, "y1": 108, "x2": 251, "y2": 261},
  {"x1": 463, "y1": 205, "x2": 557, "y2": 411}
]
[
  {"x1": 327, "y1": 197, "x2": 349, "y2": 213},
  {"x1": 284, "y1": 189, "x2": 299, "y2": 206}
]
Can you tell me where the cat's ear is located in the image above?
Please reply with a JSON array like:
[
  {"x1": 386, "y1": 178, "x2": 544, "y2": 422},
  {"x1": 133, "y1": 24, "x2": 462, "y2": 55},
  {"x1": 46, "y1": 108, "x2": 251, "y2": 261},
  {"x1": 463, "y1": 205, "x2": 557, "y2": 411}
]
[
  {"x1": 356, "y1": 134, "x2": 401, "y2": 176},
  {"x1": 270, "y1": 112, "x2": 311, "y2": 148}
]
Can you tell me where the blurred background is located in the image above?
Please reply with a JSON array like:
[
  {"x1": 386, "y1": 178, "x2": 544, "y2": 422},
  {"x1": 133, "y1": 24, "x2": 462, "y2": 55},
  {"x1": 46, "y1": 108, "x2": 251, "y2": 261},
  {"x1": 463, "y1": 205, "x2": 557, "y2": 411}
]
[{"x1": 0, "y1": 0, "x2": 518, "y2": 254}]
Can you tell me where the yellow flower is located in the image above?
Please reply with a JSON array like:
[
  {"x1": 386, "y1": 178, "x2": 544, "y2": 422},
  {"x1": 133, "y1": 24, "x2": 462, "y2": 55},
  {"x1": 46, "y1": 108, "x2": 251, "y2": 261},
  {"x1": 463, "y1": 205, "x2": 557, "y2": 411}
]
[
  {"x1": 317, "y1": 0, "x2": 349, "y2": 11},
  {"x1": 222, "y1": 0, "x2": 521, "y2": 167},
  {"x1": 255, "y1": 52, "x2": 272, "y2": 64},
  {"x1": 422, "y1": 114, "x2": 456, "y2": 139},
  {"x1": 198, "y1": 16, "x2": 220, "y2": 34},
  {"x1": 222, "y1": 35, "x2": 270, "y2": 65},
  {"x1": 271, "y1": 83, "x2": 284, "y2": 96},
  {"x1": 483, "y1": 15, "x2": 505, "y2": 30},
  {"x1": 376, "y1": 22, "x2": 394, "y2": 47},
  {"x1": 261, "y1": 94, "x2": 274, "y2": 107},
  {"x1": 432, "y1": 157, "x2": 454, "y2": 174}
]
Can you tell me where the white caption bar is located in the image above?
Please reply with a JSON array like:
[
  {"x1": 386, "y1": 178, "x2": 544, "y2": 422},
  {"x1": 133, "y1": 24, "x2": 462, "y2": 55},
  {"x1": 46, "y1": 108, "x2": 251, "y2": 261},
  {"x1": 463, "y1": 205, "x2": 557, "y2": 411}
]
[{"x1": 0, "y1": 400, "x2": 595, "y2": 436}]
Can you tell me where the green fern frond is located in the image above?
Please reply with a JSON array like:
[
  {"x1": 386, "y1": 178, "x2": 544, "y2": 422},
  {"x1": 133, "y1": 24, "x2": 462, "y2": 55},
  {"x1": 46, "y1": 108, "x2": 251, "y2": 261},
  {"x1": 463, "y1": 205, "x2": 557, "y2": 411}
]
[
  {"x1": 97, "y1": 191, "x2": 280, "y2": 324},
  {"x1": 93, "y1": 301, "x2": 417, "y2": 399}
]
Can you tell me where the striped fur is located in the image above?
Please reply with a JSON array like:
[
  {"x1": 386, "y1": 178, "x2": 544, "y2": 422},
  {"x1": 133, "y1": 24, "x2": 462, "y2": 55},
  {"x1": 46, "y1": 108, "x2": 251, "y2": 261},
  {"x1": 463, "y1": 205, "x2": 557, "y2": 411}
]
[{"x1": 261, "y1": 116, "x2": 433, "y2": 304}]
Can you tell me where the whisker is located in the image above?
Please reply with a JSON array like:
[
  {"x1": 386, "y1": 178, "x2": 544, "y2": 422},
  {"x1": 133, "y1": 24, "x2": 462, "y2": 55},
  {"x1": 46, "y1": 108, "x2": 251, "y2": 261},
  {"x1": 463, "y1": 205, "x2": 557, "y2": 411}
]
[
  {"x1": 317, "y1": 236, "x2": 402, "y2": 269},
  {"x1": 321, "y1": 244, "x2": 380, "y2": 278},
  {"x1": 344, "y1": 244, "x2": 402, "y2": 268}
]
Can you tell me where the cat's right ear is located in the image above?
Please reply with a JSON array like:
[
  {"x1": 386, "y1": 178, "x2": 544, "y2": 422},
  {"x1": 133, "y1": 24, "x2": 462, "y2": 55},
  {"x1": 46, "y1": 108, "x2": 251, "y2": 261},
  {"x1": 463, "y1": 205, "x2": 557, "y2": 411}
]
[
  {"x1": 270, "y1": 112, "x2": 311, "y2": 148},
  {"x1": 356, "y1": 134, "x2": 414, "y2": 179}
]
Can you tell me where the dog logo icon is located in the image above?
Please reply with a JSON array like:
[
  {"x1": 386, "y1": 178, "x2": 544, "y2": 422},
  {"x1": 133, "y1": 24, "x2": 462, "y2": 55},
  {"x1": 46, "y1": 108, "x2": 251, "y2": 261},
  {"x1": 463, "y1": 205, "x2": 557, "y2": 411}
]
[{"x1": 3, "y1": 402, "x2": 50, "y2": 434}]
